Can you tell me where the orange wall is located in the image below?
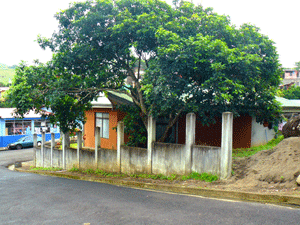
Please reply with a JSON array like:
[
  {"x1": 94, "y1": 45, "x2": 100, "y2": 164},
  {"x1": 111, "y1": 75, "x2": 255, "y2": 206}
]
[
  {"x1": 84, "y1": 108, "x2": 127, "y2": 150},
  {"x1": 178, "y1": 114, "x2": 252, "y2": 149}
]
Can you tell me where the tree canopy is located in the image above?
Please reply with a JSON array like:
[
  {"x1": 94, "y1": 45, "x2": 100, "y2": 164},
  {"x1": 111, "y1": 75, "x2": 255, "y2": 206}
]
[
  {"x1": 7, "y1": 0, "x2": 282, "y2": 140},
  {"x1": 279, "y1": 85, "x2": 300, "y2": 100}
]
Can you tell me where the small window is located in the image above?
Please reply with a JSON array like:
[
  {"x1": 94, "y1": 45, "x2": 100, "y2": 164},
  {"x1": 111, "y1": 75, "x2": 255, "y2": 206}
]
[{"x1": 95, "y1": 112, "x2": 109, "y2": 139}]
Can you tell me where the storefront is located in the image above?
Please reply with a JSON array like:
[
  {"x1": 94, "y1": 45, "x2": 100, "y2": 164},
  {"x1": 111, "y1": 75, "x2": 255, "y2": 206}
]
[{"x1": 0, "y1": 108, "x2": 60, "y2": 148}]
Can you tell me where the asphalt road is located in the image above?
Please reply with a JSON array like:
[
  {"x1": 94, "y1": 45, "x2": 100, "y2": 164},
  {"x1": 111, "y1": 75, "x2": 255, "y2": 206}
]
[{"x1": 1, "y1": 149, "x2": 300, "y2": 225}]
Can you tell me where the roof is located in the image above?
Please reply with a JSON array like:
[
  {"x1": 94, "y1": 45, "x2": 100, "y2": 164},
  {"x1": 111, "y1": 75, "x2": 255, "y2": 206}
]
[
  {"x1": 91, "y1": 91, "x2": 133, "y2": 109},
  {"x1": 91, "y1": 93, "x2": 113, "y2": 109},
  {"x1": 0, "y1": 108, "x2": 42, "y2": 119},
  {"x1": 0, "y1": 87, "x2": 9, "y2": 92},
  {"x1": 106, "y1": 91, "x2": 133, "y2": 106},
  {"x1": 276, "y1": 96, "x2": 300, "y2": 113}
]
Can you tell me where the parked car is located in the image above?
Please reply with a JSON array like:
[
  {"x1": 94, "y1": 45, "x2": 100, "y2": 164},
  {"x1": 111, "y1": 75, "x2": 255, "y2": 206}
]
[{"x1": 7, "y1": 136, "x2": 42, "y2": 150}]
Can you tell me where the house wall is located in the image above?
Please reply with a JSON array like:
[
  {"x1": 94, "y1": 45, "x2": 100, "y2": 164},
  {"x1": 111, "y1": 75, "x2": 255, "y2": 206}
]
[
  {"x1": 177, "y1": 114, "x2": 252, "y2": 149},
  {"x1": 284, "y1": 70, "x2": 299, "y2": 79},
  {"x1": 251, "y1": 117, "x2": 275, "y2": 147},
  {"x1": 0, "y1": 119, "x2": 5, "y2": 136},
  {"x1": 84, "y1": 108, "x2": 127, "y2": 150}
]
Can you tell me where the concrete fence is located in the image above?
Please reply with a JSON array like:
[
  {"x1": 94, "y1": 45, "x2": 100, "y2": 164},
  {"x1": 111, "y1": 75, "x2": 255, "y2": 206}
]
[{"x1": 34, "y1": 112, "x2": 233, "y2": 178}]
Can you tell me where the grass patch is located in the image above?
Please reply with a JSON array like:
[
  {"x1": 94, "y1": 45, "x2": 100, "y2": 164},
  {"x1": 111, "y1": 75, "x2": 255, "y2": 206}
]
[
  {"x1": 69, "y1": 167, "x2": 80, "y2": 172},
  {"x1": 58, "y1": 143, "x2": 77, "y2": 150},
  {"x1": 233, "y1": 135, "x2": 284, "y2": 158},
  {"x1": 67, "y1": 167, "x2": 218, "y2": 183},
  {"x1": 181, "y1": 172, "x2": 218, "y2": 182},
  {"x1": 30, "y1": 166, "x2": 62, "y2": 171},
  {"x1": 70, "y1": 143, "x2": 77, "y2": 149}
]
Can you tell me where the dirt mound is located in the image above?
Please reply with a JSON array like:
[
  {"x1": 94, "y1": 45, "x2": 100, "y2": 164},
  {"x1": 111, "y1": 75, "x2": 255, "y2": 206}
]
[{"x1": 229, "y1": 137, "x2": 300, "y2": 192}]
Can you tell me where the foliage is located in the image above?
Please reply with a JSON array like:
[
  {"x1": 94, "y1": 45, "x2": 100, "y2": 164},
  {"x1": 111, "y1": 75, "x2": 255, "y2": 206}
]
[
  {"x1": 6, "y1": 61, "x2": 91, "y2": 133},
  {"x1": 280, "y1": 85, "x2": 300, "y2": 99},
  {"x1": 0, "y1": 100, "x2": 13, "y2": 108},
  {"x1": 232, "y1": 135, "x2": 284, "y2": 158},
  {"x1": 295, "y1": 61, "x2": 300, "y2": 71},
  {"x1": 117, "y1": 104, "x2": 147, "y2": 147},
  {"x1": 7, "y1": 0, "x2": 282, "y2": 138}
]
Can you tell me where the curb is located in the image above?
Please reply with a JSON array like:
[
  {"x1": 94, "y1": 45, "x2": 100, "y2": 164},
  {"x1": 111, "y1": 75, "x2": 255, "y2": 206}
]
[{"x1": 15, "y1": 168, "x2": 300, "y2": 208}]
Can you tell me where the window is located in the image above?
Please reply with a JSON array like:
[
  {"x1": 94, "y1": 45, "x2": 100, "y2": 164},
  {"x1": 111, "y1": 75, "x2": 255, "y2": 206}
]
[
  {"x1": 95, "y1": 113, "x2": 109, "y2": 139},
  {"x1": 5, "y1": 120, "x2": 32, "y2": 135}
]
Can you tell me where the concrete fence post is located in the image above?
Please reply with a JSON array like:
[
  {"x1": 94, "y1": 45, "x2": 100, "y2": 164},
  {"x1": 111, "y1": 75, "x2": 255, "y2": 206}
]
[
  {"x1": 95, "y1": 127, "x2": 101, "y2": 169},
  {"x1": 62, "y1": 132, "x2": 69, "y2": 170},
  {"x1": 117, "y1": 121, "x2": 124, "y2": 173},
  {"x1": 147, "y1": 116, "x2": 156, "y2": 174},
  {"x1": 221, "y1": 112, "x2": 233, "y2": 179},
  {"x1": 41, "y1": 131, "x2": 46, "y2": 167},
  {"x1": 76, "y1": 131, "x2": 82, "y2": 168},
  {"x1": 185, "y1": 113, "x2": 196, "y2": 174},
  {"x1": 33, "y1": 133, "x2": 37, "y2": 167},
  {"x1": 50, "y1": 133, "x2": 55, "y2": 167}
]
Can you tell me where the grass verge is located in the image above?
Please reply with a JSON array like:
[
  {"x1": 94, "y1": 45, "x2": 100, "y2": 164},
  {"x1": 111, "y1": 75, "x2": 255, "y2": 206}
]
[
  {"x1": 30, "y1": 166, "x2": 63, "y2": 171},
  {"x1": 69, "y1": 167, "x2": 218, "y2": 182}
]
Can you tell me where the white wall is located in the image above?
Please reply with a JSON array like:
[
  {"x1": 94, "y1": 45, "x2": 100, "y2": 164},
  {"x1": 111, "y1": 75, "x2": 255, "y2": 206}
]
[{"x1": 251, "y1": 117, "x2": 275, "y2": 147}]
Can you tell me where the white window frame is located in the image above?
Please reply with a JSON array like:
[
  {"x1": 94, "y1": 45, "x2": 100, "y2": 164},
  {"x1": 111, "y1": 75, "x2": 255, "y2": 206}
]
[{"x1": 95, "y1": 112, "x2": 109, "y2": 139}]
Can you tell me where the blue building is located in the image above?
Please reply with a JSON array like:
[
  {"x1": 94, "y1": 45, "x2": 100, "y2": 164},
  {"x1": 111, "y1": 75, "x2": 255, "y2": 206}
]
[{"x1": 0, "y1": 108, "x2": 60, "y2": 148}]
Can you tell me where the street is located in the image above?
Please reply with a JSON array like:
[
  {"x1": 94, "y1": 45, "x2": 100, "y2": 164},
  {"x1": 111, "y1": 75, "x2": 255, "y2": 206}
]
[{"x1": 0, "y1": 148, "x2": 300, "y2": 225}]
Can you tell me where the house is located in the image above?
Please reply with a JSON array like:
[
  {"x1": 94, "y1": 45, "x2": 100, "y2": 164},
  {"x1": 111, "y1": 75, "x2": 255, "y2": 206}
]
[
  {"x1": 276, "y1": 96, "x2": 300, "y2": 118},
  {"x1": 84, "y1": 92, "x2": 278, "y2": 150},
  {"x1": 275, "y1": 96, "x2": 300, "y2": 130},
  {"x1": 280, "y1": 69, "x2": 300, "y2": 89},
  {"x1": 0, "y1": 108, "x2": 60, "y2": 148},
  {"x1": 83, "y1": 92, "x2": 131, "y2": 149}
]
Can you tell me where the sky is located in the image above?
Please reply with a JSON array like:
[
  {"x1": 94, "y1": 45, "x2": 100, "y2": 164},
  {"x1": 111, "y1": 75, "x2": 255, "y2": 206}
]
[{"x1": 0, "y1": 0, "x2": 299, "y2": 68}]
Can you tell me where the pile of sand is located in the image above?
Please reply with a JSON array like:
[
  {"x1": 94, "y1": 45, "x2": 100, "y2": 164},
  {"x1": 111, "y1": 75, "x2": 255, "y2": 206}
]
[{"x1": 229, "y1": 137, "x2": 300, "y2": 191}]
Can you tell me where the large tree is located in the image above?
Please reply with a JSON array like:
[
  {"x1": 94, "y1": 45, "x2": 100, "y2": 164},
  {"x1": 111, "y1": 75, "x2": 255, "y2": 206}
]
[{"x1": 7, "y1": 0, "x2": 282, "y2": 140}]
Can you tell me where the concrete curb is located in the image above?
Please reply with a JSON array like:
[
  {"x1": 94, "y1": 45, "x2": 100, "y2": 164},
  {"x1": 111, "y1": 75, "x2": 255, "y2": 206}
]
[{"x1": 16, "y1": 168, "x2": 300, "y2": 208}]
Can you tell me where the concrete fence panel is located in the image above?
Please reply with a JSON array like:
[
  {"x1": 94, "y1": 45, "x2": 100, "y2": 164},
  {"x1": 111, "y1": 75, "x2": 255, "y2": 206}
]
[
  {"x1": 152, "y1": 142, "x2": 185, "y2": 175},
  {"x1": 192, "y1": 145, "x2": 221, "y2": 175},
  {"x1": 79, "y1": 149, "x2": 96, "y2": 169},
  {"x1": 65, "y1": 148, "x2": 78, "y2": 170},
  {"x1": 121, "y1": 146, "x2": 147, "y2": 174},
  {"x1": 97, "y1": 148, "x2": 118, "y2": 172}
]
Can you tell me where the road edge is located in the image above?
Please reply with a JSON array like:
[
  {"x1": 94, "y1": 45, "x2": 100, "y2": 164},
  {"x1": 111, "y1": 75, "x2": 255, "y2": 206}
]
[{"x1": 15, "y1": 167, "x2": 300, "y2": 208}]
